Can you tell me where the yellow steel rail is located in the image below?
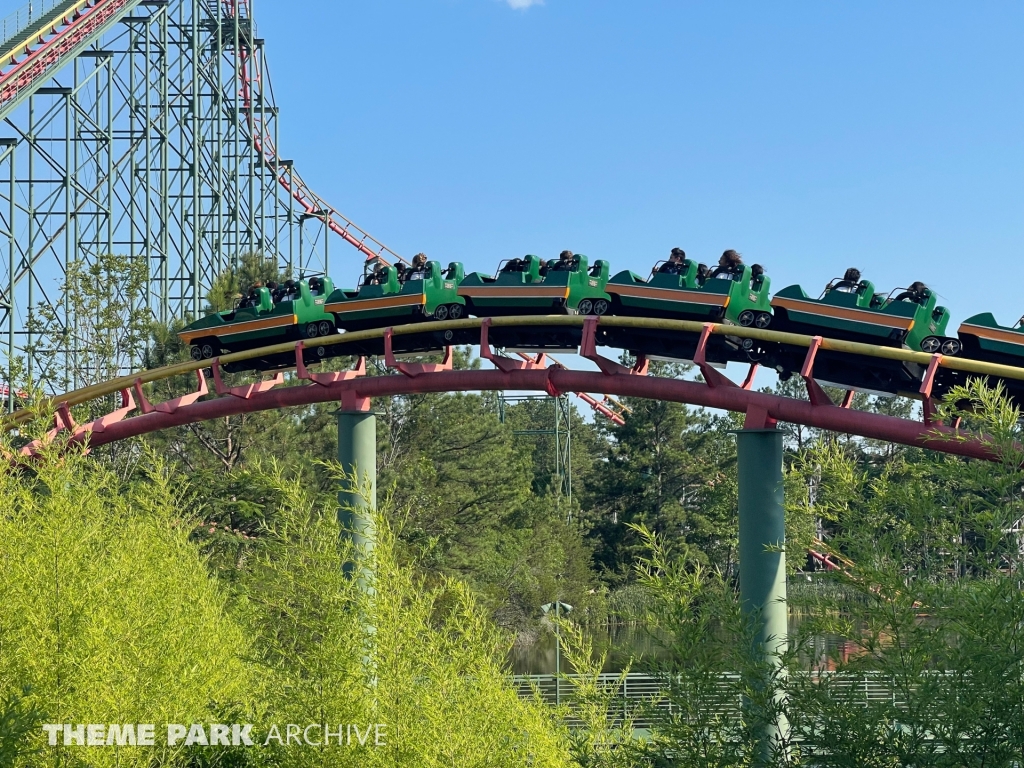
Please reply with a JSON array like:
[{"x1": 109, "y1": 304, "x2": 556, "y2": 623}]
[
  {"x1": 0, "y1": 0, "x2": 93, "y2": 71},
  {"x1": 8, "y1": 315, "x2": 1024, "y2": 427}
]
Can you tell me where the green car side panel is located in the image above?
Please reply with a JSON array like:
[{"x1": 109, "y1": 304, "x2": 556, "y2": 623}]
[
  {"x1": 325, "y1": 261, "x2": 464, "y2": 328},
  {"x1": 959, "y1": 312, "x2": 1024, "y2": 358},
  {"x1": 772, "y1": 283, "x2": 949, "y2": 347},
  {"x1": 178, "y1": 279, "x2": 335, "y2": 349},
  {"x1": 458, "y1": 254, "x2": 609, "y2": 313},
  {"x1": 606, "y1": 261, "x2": 770, "y2": 323}
]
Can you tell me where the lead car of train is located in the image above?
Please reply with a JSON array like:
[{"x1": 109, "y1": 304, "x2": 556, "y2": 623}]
[{"x1": 178, "y1": 253, "x2": 1024, "y2": 406}]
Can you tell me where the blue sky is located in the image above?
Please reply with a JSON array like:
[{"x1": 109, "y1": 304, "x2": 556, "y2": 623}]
[{"x1": 257, "y1": 0, "x2": 1023, "y2": 326}]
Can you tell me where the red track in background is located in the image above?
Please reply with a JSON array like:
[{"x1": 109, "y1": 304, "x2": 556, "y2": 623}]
[{"x1": 225, "y1": 0, "x2": 405, "y2": 267}]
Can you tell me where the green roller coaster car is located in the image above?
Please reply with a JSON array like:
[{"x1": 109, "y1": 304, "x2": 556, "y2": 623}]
[
  {"x1": 457, "y1": 254, "x2": 610, "y2": 317},
  {"x1": 178, "y1": 277, "x2": 336, "y2": 361},
  {"x1": 769, "y1": 279, "x2": 951, "y2": 395},
  {"x1": 929, "y1": 313, "x2": 1024, "y2": 407},
  {"x1": 771, "y1": 280, "x2": 949, "y2": 349},
  {"x1": 917, "y1": 312, "x2": 1024, "y2": 362},
  {"x1": 325, "y1": 261, "x2": 465, "y2": 332},
  {"x1": 596, "y1": 260, "x2": 773, "y2": 364},
  {"x1": 605, "y1": 261, "x2": 772, "y2": 326}
]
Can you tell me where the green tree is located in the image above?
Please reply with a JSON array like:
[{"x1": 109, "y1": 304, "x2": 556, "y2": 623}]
[
  {"x1": 380, "y1": 387, "x2": 599, "y2": 627},
  {"x1": 30, "y1": 253, "x2": 150, "y2": 392},
  {"x1": 206, "y1": 251, "x2": 287, "y2": 312},
  {"x1": 580, "y1": 362, "x2": 740, "y2": 585}
]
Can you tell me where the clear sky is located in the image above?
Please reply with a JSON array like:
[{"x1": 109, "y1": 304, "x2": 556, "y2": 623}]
[{"x1": 248, "y1": 2, "x2": 1024, "y2": 329}]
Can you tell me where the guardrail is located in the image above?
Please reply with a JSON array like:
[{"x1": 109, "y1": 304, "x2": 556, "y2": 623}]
[
  {"x1": 0, "y1": 0, "x2": 67, "y2": 49},
  {"x1": 513, "y1": 671, "x2": 904, "y2": 730}
]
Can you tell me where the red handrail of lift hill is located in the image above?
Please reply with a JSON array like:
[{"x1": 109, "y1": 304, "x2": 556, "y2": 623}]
[
  {"x1": 225, "y1": 0, "x2": 404, "y2": 267},
  {"x1": 0, "y1": 0, "x2": 134, "y2": 110}
]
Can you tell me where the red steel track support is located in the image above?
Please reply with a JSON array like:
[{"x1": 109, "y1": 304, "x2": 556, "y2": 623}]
[
  {"x1": 800, "y1": 336, "x2": 834, "y2": 407},
  {"x1": 211, "y1": 361, "x2": 283, "y2": 398},
  {"x1": 693, "y1": 323, "x2": 757, "y2": 392},
  {"x1": 919, "y1": 353, "x2": 944, "y2": 425},
  {"x1": 580, "y1": 316, "x2": 648, "y2": 376},
  {"x1": 480, "y1": 318, "x2": 549, "y2": 373},
  {"x1": 133, "y1": 369, "x2": 208, "y2": 415},
  {"x1": 65, "y1": 366, "x2": 1003, "y2": 463},
  {"x1": 294, "y1": 342, "x2": 367, "y2": 386},
  {"x1": 383, "y1": 328, "x2": 452, "y2": 377}
]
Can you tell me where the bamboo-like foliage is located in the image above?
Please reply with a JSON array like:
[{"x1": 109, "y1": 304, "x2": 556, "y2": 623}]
[
  {"x1": 240, "y1": 462, "x2": 572, "y2": 767},
  {"x1": 0, "y1": 442, "x2": 573, "y2": 767},
  {"x1": 0, "y1": 446, "x2": 251, "y2": 767}
]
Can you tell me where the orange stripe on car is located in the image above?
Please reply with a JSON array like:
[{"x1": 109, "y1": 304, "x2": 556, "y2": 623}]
[
  {"x1": 178, "y1": 314, "x2": 298, "y2": 343},
  {"x1": 326, "y1": 294, "x2": 426, "y2": 313},
  {"x1": 458, "y1": 286, "x2": 570, "y2": 299},
  {"x1": 959, "y1": 323, "x2": 1024, "y2": 347},
  {"x1": 608, "y1": 284, "x2": 728, "y2": 306},
  {"x1": 771, "y1": 296, "x2": 914, "y2": 331}
]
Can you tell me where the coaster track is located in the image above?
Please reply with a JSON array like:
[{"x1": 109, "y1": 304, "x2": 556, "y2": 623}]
[{"x1": 9, "y1": 315, "x2": 1012, "y2": 463}]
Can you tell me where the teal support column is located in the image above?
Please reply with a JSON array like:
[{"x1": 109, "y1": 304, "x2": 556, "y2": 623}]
[
  {"x1": 337, "y1": 409, "x2": 377, "y2": 591},
  {"x1": 736, "y1": 428, "x2": 789, "y2": 760}
]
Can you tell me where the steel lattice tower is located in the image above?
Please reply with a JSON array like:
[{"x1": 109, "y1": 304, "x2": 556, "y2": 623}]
[{"x1": 0, "y1": 0, "x2": 400, "y2": 397}]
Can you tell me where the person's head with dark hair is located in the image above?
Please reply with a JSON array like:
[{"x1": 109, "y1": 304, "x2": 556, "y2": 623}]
[
  {"x1": 751, "y1": 264, "x2": 764, "y2": 279},
  {"x1": 267, "y1": 280, "x2": 278, "y2": 291},
  {"x1": 670, "y1": 247, "x2": 686, "y2": 262},
  {"x1": 894, "y1": 281, "x2": 929, "y2": 304},
  {"x1": 284, "y1": 279, "x2": 295, "y2": 291},
  {"x1": 719, "y1": 249, "x2": 742, "y2": 268},
  {"x1": 843, "y1": 268, "x2": 861, "y2": 283},
  {"x1": 696, "y1": 263, "x2": 709, "y2": 281},
  {"x1": 412, "y1": 253, "x2": 427, "y2": 268},
  {"x1": 559, "y1": 250, "x2": 574, "y2": 262}
]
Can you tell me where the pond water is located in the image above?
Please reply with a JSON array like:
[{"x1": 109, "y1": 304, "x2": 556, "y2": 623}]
[{"x1": 509, "y1": 623, "x2": 670, "y2": 675}]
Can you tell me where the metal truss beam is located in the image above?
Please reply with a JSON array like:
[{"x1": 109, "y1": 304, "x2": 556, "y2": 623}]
[{"x1": 0, "y1": 0, "x2": 385, "y2": 397}]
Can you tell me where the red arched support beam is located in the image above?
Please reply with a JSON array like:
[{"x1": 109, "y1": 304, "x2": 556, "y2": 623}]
[{"x1": 70, "y1": 367, "x2": 998, "y2": 461}]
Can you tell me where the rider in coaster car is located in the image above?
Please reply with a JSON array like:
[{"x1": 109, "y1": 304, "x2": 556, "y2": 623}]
[
  {"x1": 549, "y1": 250, "x2": 578, "y2": 272},
  {"x1": 239, "y1": 282, "x2": 262, "y2": 308},
  {"x1": 280, "y1": 279, "x2": 296, "y2": 299},
  {"x1": 657, "y1": 247, "x2": 687, "y2": 275},
  {"x1": 708, "y1": 249, "x2": 743, "y2": 281},
  {"x1": 406, "y1": 253, "x2": 429, "y2": 281},
  {"x1": 831, "y1": 268, "x2": 862, "y2": 294},
  {"x1": 501, "y1": 257, "x2": 525, "y2": 273},
  {"x1": 366, "y1": 263, "x2": 390, "y2": 286},
  {"x1": 750, "y1": 263, "x2": 766, "y2": 289},
  {"x1": 695, "y1": 263, "x2": 710, "y2": 286},
  {"x1": 309, "y1": 277, "x2": 323, "y2": 295},
  {"x1": 266, "y1": 280, "x2": 279, "y2": 302},
  {"x1": 893, "y1": 281, "x2": 929, "y2": 305}
]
